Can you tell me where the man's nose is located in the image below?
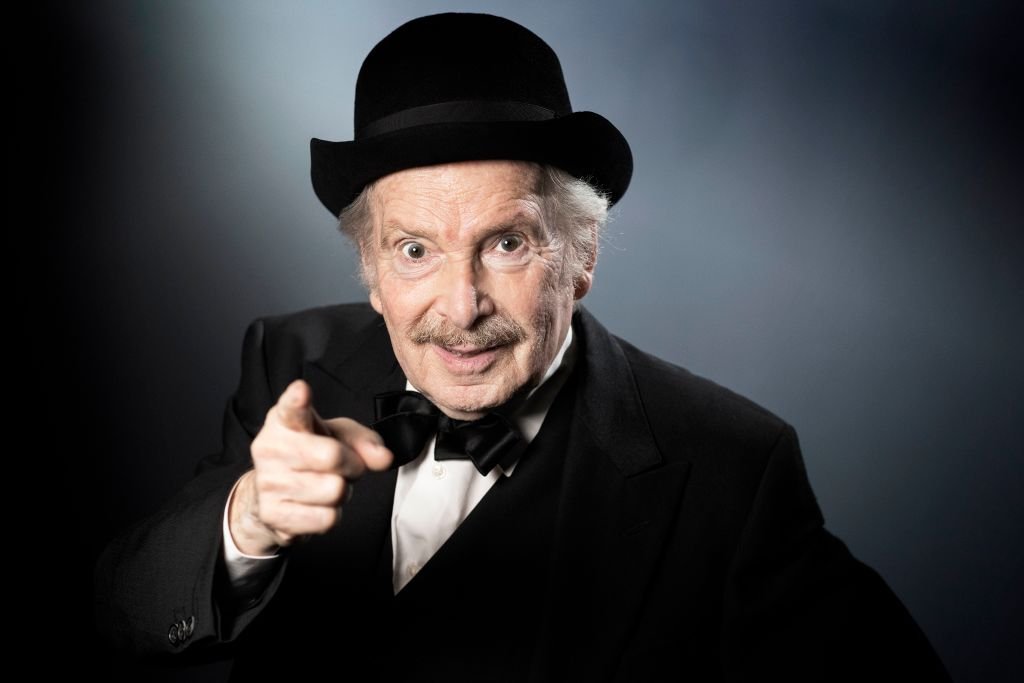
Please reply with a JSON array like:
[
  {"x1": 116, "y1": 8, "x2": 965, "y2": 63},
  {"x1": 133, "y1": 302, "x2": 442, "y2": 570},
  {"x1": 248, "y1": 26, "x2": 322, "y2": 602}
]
[{"x1": 435, "y1": 256, "x2": 494, "y2": 330}]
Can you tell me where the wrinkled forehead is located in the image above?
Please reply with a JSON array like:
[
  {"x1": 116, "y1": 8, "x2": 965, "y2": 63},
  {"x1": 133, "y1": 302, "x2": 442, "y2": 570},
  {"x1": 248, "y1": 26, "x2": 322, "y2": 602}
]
[{"x1": 371, "y1": 160, "x2": 547, "y2": 233}]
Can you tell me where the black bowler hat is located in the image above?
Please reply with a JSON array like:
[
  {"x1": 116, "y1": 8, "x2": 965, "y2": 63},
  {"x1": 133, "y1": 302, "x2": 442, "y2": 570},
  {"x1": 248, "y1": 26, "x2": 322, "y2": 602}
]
[{"x1": 310, "y1": 13, "x2": 633, "y2": 217}]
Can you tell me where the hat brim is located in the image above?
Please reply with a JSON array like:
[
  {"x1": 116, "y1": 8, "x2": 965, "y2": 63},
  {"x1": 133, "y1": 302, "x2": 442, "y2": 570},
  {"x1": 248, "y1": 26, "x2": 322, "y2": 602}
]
[{"x1": 310, "y1": 111, "x2": 632, "y2": 218}]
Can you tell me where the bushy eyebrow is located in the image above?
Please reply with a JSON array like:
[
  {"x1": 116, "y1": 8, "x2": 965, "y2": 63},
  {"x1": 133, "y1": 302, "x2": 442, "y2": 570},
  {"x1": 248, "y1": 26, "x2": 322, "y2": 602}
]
[{"x1": 378, "y1": 221, "x2": 408, "y2": 248}]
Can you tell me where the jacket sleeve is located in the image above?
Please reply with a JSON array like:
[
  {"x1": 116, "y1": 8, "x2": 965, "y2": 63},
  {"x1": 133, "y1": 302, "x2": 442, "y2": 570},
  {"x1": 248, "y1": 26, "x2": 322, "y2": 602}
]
[
  {"x1": 94, "y1": 318, "x2": 288, "y2": 658},
  {"x1": 720, "y1": 424, "x2": 951, "y2": 681}
]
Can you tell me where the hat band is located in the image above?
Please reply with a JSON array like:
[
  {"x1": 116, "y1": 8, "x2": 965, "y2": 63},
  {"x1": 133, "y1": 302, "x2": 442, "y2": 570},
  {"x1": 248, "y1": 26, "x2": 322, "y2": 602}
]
[{"x1": 358, "y1": 100, "x2": 557, "y2": 138}]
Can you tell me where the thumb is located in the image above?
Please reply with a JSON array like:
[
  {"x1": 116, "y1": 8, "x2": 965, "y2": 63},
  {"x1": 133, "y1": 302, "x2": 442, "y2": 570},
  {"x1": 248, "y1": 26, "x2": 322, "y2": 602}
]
[{"x1": 276, "y1": 380, "x2": 324, "y2": 434}]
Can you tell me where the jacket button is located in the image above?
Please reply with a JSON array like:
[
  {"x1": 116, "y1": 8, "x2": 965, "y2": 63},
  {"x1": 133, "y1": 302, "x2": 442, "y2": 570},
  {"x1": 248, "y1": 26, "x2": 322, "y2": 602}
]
[
  {"x1": 184, "y1": 615, "x2": 195, "y2": 638},
  {"x1": 167, "y1": 624, "x2": 180, "y2": 646}
]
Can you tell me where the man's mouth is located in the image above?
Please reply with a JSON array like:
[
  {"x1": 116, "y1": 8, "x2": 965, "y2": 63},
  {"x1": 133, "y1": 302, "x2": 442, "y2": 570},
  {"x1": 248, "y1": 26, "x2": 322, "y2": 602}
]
[
  {"x1": 441, "y1": 344, "x2": 497, "y2": 357},
  {"x1": 432, "y1": 343, "x2": 505, "y2": 373}
]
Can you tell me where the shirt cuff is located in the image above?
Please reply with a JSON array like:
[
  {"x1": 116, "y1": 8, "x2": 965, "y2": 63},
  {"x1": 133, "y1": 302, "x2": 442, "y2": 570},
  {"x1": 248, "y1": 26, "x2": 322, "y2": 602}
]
[{"x1": 222, "y1": 474, "x2": 282, "y2": 596}]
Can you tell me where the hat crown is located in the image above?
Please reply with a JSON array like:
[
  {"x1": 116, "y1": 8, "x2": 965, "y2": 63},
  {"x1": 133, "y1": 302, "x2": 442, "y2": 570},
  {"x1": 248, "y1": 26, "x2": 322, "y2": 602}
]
[
  {"x1": 354, "y1": 13, "x2": 572, "y2": 138},
  {"x1": 310, "y1": 12, "x2": 632, "y2": 216}
]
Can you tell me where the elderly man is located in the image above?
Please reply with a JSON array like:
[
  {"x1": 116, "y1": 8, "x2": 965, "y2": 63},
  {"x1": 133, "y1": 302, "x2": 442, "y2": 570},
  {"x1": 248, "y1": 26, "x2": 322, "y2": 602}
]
[{"x1": 95, "y1": 13, "x2": 948, "y2": 681}]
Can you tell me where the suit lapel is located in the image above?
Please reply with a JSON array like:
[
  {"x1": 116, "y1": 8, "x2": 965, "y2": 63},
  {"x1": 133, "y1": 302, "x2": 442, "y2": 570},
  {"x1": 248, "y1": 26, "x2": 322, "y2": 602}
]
[
  {"x1": 304, "y1": 310, "x2": 404, "y2": 425},
  {"x1": 533, "y1": 307, "x2": 692, "y2": 681},
  {"x1": 295, "y1": 311, "x2": 405, "y2": 591}
]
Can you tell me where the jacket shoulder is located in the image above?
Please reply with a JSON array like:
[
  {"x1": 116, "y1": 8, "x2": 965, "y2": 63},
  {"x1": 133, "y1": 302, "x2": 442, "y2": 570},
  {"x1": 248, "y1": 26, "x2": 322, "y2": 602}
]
[
  {"x1": 615, "y1": 335, "x2": 791, "y2": 463},
  {"x1": 246, "y1": 301, "x2": 381, "y2": 369},
  {"x1": 259, "y1": 302, "x2": 381, "y2": 346}
]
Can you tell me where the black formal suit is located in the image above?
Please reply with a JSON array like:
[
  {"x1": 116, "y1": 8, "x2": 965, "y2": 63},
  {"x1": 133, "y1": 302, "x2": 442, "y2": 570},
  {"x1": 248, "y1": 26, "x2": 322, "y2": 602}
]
[{"x1": 95, "y1": 303, "x2": 949, "y2": 681}]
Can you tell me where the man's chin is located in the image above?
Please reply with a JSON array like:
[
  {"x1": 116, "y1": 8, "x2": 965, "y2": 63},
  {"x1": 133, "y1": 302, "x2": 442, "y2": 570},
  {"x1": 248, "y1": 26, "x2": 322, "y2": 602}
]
[{"x1": 429, "y1": 386, "x2": 512, "y2": 420}]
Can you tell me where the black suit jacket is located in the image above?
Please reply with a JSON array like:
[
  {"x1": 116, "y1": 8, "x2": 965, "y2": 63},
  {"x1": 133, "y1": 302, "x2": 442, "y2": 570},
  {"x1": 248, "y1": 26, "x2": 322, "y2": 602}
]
[{"x1": 95, "y1": 303, "x2": 949, "y2": 681}]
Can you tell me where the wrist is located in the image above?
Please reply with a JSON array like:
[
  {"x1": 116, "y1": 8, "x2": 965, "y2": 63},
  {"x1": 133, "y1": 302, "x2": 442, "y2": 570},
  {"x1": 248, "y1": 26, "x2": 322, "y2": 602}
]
[{"x1": 228, "y1": 471, "x2": 281, "y2": 556}]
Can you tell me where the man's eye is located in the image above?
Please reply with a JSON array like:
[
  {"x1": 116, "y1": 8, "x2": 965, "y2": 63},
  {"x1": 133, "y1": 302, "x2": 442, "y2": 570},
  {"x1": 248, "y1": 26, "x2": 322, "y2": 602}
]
[
  {"x1": 497, "y1": 235, "x2": 523, "y2": 253},
  {"x1": 401, "y1": 242, "x2": 426, "y2": 259}
]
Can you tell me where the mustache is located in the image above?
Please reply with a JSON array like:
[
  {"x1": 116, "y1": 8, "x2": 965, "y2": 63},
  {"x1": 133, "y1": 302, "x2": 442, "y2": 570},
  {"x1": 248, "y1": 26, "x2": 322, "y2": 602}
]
[{"x1": 407, "y1": 314, "x2": 526, "y2": 349}]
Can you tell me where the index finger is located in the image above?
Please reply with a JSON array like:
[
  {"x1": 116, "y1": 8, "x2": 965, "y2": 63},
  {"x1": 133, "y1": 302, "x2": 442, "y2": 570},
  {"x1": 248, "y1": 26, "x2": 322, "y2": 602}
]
[{"x1": 323, "y1": 417, "x2": 394, "y2": 474}]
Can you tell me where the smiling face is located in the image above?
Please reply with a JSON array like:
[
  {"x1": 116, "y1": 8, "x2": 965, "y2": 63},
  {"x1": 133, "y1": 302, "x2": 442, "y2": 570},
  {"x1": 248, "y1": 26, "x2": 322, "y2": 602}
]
[{"x1": 363, "y1": 160, "x2": 593, "y2": 420}]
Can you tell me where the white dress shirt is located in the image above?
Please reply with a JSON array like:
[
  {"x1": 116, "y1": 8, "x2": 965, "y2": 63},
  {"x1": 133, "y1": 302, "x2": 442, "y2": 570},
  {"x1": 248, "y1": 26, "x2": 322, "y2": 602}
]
[{"x1": 222, "y1": 326, "x2": 576, "y2": 599}]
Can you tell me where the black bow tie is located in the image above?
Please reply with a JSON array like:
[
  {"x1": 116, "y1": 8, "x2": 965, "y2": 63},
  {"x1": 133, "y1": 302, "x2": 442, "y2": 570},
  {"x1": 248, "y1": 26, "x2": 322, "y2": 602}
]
[{"x1": 372, "y1": 391, "x2": 527, "y2": 476}]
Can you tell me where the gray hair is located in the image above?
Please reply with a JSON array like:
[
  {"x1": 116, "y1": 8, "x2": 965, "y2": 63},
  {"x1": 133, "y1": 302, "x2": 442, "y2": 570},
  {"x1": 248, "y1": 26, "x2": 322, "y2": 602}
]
[{"x1": 336, "y1": 163, "x2": 610, "y2": 290}]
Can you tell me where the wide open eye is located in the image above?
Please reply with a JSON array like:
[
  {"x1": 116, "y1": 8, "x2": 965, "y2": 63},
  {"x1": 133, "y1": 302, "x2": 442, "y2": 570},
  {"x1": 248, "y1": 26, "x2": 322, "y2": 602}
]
[
  {"x1": 400, "y1": 242, "x2": 427, "y2": 259},
  {"x1": 496, "y1": 235, "x2": 523, "y2": 253}
]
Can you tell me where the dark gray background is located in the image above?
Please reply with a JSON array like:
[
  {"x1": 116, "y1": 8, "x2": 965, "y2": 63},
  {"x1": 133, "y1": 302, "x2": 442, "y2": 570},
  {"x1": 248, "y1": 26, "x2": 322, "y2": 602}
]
[{"x1": 45, "y1": 1, "x2": 1020, "y2": 680}]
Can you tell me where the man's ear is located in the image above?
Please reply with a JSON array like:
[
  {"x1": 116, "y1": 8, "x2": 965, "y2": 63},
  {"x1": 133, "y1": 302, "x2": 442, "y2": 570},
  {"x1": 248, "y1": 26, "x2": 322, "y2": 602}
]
[
  {"x1": 574, "y1": 270, "x2": 593, "y2": 300},
  {"x1": 359, "y1": 244, "x2": 383, "y2": 313},
  {"x1": 574, "y1": 224, "x2": 598, "y2": 300}
]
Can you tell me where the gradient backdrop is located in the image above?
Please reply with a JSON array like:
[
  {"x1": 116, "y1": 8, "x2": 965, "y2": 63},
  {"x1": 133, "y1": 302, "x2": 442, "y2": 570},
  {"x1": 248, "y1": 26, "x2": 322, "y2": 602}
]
[{"x1": 45, "y1": 1, "x2": 1020, "y2": 680}]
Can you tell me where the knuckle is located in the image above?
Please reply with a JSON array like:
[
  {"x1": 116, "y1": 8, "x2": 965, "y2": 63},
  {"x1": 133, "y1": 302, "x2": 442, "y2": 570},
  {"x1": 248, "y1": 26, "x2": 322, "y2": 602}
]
[
  {"x1": 258, "y1": 473, "x2": 284, "y2": 495},
  {"x1": 320, "y1": 506, "x2": 338, "y2": 529},
  {"x1": 327, "y1": 476, "x2": 345, "y2": 504},
  {"x1": 312, "y1": 440, "x2": 343, "y2": 469},
  {"x1": 271, "y1": 502, "x2": 337, "y2": 535},
  {"x1": 278, "y1": 504, "x2": 305, "y2": 535},
  {"x1": 259, "y1": 502, "x2": 285, "y2": 530},
  {"x1": 251, "y1": 433, "x2": 283, "y2": 466}
]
